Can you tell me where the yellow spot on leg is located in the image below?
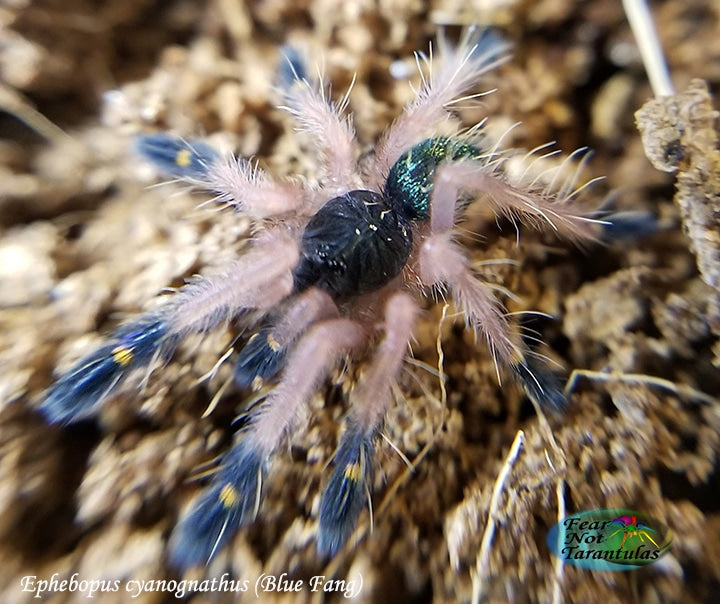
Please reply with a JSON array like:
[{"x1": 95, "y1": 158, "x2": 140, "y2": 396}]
[
  {"x1": 266, "y1": 333, "x2": 281, "y2": 352},
  {"x1": 112, "y1": 346, "x2": 134, "y2": 367},
  {"x1": 175, "y1": 148, "x2": 192, "y2": 167},
  {"x1": 343, "y1": 462, "x2": 362, "y2": 483},
  {"x1": 219, "y1": 483, "x2": 239, "y2": 508}
]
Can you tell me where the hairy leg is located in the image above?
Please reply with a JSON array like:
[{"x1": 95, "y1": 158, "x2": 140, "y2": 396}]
[
  {"x1": 39, "y1": 229, "x2": 300, "y2": 424},
  {"x1": 136, "y1": 133, "x2": 308, "y2": 217},
  {"x1": 430, "y1": 160, "x2": 600, "y2": 240},
  {"x1": 318, "y1": 292, "x2": 418, "y2": 555},
  {"x1": 279, "y1": 53, "x2": 360, "y2": 195},
  {"x1": 371, "y1": 28, "x2": 509, "y2": 190},
  {"x1": 168, "y1": 317, "x2": 366, "y2": 568},
  {"x1": 418, "y1": 232, "x2": 566, "y2": 411},
  {"x1": 233, "y1": 287, "x2": 339, "y2": 390}
]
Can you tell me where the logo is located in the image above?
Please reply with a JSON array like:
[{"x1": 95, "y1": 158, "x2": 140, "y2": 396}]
[{"x1": 547, "y1": 509, "x2": 672, "y2": 571}]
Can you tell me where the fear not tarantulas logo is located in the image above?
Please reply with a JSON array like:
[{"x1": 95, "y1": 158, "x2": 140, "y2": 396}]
[{"x1": 547, "y1": 509, "x2": 672, "y2": 571}]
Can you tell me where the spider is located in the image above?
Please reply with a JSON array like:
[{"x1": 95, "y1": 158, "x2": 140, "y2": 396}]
[
  {"x1": 38, "y1": 29, "x2": 602, "y2": 569},
  {"x1": 608, "y1": 515, "x2": 661, "y2": 550}
]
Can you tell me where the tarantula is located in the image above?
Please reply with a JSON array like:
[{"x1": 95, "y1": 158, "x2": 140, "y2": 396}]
[{"x1": 39, "y1": 29, "x2": 601, "y2": 569}]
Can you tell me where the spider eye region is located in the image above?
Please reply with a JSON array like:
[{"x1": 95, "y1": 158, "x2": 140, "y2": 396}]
[
  {"x1": 385, "y1": 137, "x2": 482, "y2": 220},
  {"x1": 293, "y1": 189, "x2": 412, "y2": 298}
]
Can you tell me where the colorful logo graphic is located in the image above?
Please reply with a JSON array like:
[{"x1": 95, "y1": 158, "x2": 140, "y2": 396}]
[{"x1": 547, "y1": 509, "x2": 672, "y2": 571}]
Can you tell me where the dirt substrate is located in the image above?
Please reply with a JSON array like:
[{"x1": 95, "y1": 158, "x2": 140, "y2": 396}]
[{"x1": 1, "y1": 1, "x2": 719, "y2": 602}]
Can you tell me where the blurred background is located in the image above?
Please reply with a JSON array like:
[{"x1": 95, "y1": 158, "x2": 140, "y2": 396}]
[{"x1": 1, "y1": 1, "x2": 719, "y2": 602}]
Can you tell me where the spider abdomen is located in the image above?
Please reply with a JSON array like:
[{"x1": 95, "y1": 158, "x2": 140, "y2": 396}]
[
  {"x1": 293, "y1": 189, "x2": 412, "y2": 298},
  {"x1": 385, "y1": 137, "x2": 482, "y2": 220}
]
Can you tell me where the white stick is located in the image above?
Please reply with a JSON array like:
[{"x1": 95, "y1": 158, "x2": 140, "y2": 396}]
[
  {"x1": 472, "y1": 429, "x2": 525, "y2": 604},
  {"x1": 622, "y1": 0, "x2": 674, "y2": 97}
]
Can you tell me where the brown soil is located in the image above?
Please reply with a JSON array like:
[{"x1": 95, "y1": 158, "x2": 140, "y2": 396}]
[{"x1": 1, "y1": 1, "x2": 719, "y2": 602}]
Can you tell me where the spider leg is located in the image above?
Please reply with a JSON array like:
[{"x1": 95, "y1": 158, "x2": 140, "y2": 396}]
[
  {"x1": 597, "y1": 210, "x2": 662, "y2": 240},
  {"x1": 318, "y1": 292, "x2": 417, "y2": 556},
  {"x1": 279, "y1": 53, "x2": 359, "y2": 195},
  {"x1": 136, "y1": 133, "x2": 307, "y2": 217},
  {"x1": 418, "y1": 233, "x2": 566, "y2": 411},
  {"x1": 233, "y1": 287, "x2": 339, "y2": 390},
  {"x1": 371, "y1": 28, "x2": 510, "y2": 190},
  {"x1": 243, "y1": 318, "x2": 366, "y2": 454},
  {"x1": 317, "y1": 425, "x2": 374, "y2": 558},
  {"x1": 167, "y1": 317, "x2": 366, "y2": 568},
  {"x1": 418, "y1": 232, "x2": 518, "y2": 365},
  {"x1": 642, "y1": 530, "x2": 660, "y2": 548},
  {"x1": 136, "y1": 133, "x2": 220, "y2": 180},
  {"x1": 38, "y1": 316, "x2": 173, "y2": 424},
  {"x1": 164, "y1": 229, "x2": 298, "y2": 334},
  {"x1": 39, "y1": 229, "x2": 299, "y2": 424},
  {"x1": 168, "y1": 438, "x2": 265, "y2": 569},
  {"x1": 431, "y1": 160, "x2": 600, "y2": 241}
]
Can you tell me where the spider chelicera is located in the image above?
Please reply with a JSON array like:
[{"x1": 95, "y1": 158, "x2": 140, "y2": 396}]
[{"x1": 39, "y1": 29, "x2": 602, "y2": 568}]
